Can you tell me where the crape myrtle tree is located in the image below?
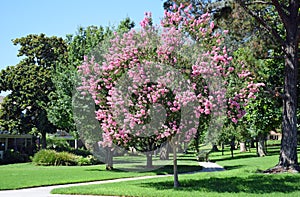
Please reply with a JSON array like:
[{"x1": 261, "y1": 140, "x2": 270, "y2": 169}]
[
  {"x1": 0, "y1": 34, "x2": 67, "y2": 149},
  {"x1": 78, "y1": 4, "x2": 263, "y2": 188}
]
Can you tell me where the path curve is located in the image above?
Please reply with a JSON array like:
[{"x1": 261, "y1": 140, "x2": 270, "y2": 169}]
[{"x1": 0, "y1": 162, "x2": 224, "y2": 197}]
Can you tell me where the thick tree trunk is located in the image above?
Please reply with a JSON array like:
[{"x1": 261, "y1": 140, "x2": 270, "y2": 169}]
[
  {"x1": 239, "y1": 142, "x2": 247, "y2": 152},
  {"x1": 173, "y1": 145, "x2": 179, "y2": 188},
  {"x1": 146, "y1": 152, "x2": 153, "y2": 168},
  {"x1": 278, "y1": 38, "x2": 299, "y2": 171},
  {"x1": 257, "y1": 134, "x2": 266, "y2": 157}
]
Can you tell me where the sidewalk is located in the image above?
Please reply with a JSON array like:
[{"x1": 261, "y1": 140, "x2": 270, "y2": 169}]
[{"x1": 0, "y1": 162, "x2": 224, "y2": 197}]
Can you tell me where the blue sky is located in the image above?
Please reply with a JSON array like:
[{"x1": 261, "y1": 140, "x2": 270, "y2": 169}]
[{"x1": 0, "y1": 0, "x2": 165, "y2": 71}]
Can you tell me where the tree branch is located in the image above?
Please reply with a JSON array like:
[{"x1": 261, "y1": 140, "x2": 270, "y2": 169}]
[
  {"x1": 235, "y1": 0, "x2": 286, "y2": 48},
  {"x1": 271, "y1": 0, "x2": 289, "y2": 27},
  {"x1": 245, "y1": 1, "x2": 272, "y2": 5},
  {"x1": 263, "y1": 86, "x2": 284, "y2": 99}
]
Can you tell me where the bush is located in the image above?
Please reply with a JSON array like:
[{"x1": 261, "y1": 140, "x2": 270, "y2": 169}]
[
  {"x1": 32, "y1": 149, "x2": 99, "y2": 166},
  {"x1": 32, "y1": 149, "x2": 78, "y2": 166},
  {"x1": 55, "y1": 151, "x2": 78, "y2": 166},
  {"x1": 77, "y1": 155, "x2": 98, "y2": 166},
  {"x1": 0, "y1": 150, "x2": 29, "y2": 164}
]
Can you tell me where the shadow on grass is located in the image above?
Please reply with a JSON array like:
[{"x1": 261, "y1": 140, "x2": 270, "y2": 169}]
[
  {"x1": 84, "y1": 168, "x2": 125, "y2": 172},
  {"x1": 141, "y1": 175, "x2": 300, "y2": 194},
  {"x1": 115, "y1": 165, "x2": 202, "y2": 175},
  {"x1": 211, "y1": 154, "x2": 257, "y2": 162},
  {"x1": 223, "y1": 165, "x2": 245, "y2": 170}
]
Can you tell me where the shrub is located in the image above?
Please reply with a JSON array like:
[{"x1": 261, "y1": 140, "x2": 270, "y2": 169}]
[
  {"x1": 32, "y1": 149, "x2": 58, "y2": 166},
  {"x1": 32, "y1": 149, "x2": 78, "y2": 166},
  {"x1": 0, "y1": 150, "x2": 29, "y2": 164},
  {"x1": 77, "y1": 155, "x2": 98, "y2": 166},
  {"x1": 55, "y1": 151, "x2": 78, "y2": 166}
]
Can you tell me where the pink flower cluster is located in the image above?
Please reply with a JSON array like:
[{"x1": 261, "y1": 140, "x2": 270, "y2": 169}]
[{"x1": 227, "y1": 63, "x2": 265, "y2": 124}]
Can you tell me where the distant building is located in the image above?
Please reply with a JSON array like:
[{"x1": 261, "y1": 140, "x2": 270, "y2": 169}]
[{"x1": 268, "y1": 130, "x2": 282, "y2": 140}]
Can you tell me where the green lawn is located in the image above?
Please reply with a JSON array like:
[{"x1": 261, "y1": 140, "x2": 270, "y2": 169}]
[
  {"x1": 52, "y1": 142, "x2": 300, "y2": 197},
  {"x1": 0, "y1": 153, "x2": 201, "y2": 190}
]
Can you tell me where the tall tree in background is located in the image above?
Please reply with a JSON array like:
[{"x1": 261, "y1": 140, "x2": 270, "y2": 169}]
[
  {"x1": 236, "y1": 0, "x2": 299, "y2": 172},
  {"x1": 47, "y1": 18, "x2": 135, "y2": 135},
  {"x1": 0, "y1": 34, "x2": 67, "y2": 148}
]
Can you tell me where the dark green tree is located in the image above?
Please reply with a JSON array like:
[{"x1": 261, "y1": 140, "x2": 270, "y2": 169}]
[
  {"x1": 47, "y1": 18, "x2": 134, "y2": 169},
  {"x1": 0, "y1": 34, "x2": 67, "y2": 149}
]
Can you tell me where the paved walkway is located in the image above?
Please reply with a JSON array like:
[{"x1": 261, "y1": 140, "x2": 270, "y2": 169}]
[{"x1": 0, "y1": 162, "x2": 224, "y2": 197}]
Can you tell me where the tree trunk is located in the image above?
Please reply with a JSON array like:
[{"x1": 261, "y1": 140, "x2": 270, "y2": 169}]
[
  {"x1": 160, "y1": 143, "x2": 170, "y2": 160},
  {"x1": 251, "y1": 139, "x2": 256, "y2": 148},
  {"x1": 221, "y1": 142, "x2": 224, "y2": 156},
  {"x1": 41, "y1": 130, "x2": 47, "y2": 149},
  {"x1": 239, "y1": 142, "x2": 247, "y2": 152},
  {"x1": 173, "y1": 144, "x2": 179, "y2": 188},
  {"x1": 105, "y1": 147, "x2": 113, "y2": 170},
  {"x1": 212, "y1": 144, "x2": 219, "y2": 152},
  {"x1": 230, "y1": 139, "x2": 235, "y2": 158},
  {"x1": 257, "y1": 134, "x2": 266, "y2": 157},
  {"x1": 276, "y1": 23, "x2": 299, "y2": 171},
  {"x1": 146, "y1": 152, "x2": 153, "y2": 168}
]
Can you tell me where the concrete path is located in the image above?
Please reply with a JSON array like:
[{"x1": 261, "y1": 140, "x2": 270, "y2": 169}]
[
  {"x1": 0, "y1": 162, "x2": 224, "y2": 197},
  {"x1": 199, "y1": 161, "x2": 225, "y2": 172}
]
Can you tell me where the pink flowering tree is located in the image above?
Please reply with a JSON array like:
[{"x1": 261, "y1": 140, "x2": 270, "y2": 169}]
[{"x1": 76, "y1": 4, "x2": 263, "y2": 188}]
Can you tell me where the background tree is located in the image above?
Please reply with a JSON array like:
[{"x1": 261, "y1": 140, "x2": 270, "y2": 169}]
[
  {"x1": 235, "y1": 0, "x2": 299, "y2": 172},
  {"x1": 47, "y1": 18, "x2": 134, "y2": 166},
  {"x1": 0, "y1": 34, "x2": 67, "y2": 148}
]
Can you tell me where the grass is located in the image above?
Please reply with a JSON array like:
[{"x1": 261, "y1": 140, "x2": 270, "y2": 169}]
[
  {"x1": 0, "y1": 152, "x2": 201, "y2": 190},
  {"x1": 52, "y1": 141, "x2": 300, "y2": 197}
]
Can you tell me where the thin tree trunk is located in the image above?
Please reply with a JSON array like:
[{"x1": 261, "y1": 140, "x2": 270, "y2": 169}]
[
  {"x1": 105, "y1": 147, "x2": 113, "y2": 170},
  {"x1": 221, "y1": 142, "x2": 224, "y2": 156},
  {"x1": 41, "y1": 130, "x2": 47, "y2": 149},
  {"x1": 173, "y1": 144, "x2": 179, "y2": 188},
  {"x1": 230, "y1": 139, "x2": 235, "y2": 158}
]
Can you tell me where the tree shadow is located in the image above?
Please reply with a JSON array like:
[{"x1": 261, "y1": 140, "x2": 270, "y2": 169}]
[
  {"x1": 211, "y1": 154, "x2": 257, "y2": 162},
  {"x1": 223, "y1": 165, "x2": 245, "y2": 170},
  {"x1": 116, "y1": 165, "x2": 202, "y2": 175},
  {"x1": 141, "y1": 174, "x2": 300, "y2": 194}
]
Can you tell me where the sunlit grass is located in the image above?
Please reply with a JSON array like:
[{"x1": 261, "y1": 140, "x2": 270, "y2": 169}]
[
  {"x1": 0, "y1": 152, "x2": 201, "y2": 190},
  {"x1": 52, "y1": 141, "x2": 300, "y2": 197}
]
